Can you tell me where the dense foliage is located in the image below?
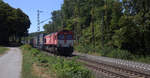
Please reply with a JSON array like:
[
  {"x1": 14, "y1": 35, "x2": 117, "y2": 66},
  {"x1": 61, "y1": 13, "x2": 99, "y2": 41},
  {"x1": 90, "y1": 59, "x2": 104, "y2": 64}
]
[
  {"x1": 44, "y1": 0, "x2": 150, "y2": 56},
  {"x1": 21, "y1": 45, "x2": 93, "y2": 78},
  {"x1": 44, "y1": 10, "x2": 62, "y2": 33},
  {"x1": 0, "y1": 0, "x2": 30, "y2": 44}
]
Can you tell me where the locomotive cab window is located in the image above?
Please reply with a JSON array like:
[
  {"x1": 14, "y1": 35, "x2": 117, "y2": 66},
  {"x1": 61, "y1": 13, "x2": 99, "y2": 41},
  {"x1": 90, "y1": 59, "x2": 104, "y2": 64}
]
[
  {"x1": 66, "y1": 34, "x2": 73, "y2": 40},
  {"x1": 58, "y1": 34, "x2": 64, "y2": 40}
]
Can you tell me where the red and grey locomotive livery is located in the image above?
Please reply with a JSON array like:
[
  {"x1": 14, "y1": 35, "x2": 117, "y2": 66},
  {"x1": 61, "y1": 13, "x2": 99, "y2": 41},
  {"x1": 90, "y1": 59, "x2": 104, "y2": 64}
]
[
  {"x1": 30, "y1": 30, "x2": 74, "y2": 56},
  {"x1": 44, "y1": 30, "x2": 74, "y2": 55}
]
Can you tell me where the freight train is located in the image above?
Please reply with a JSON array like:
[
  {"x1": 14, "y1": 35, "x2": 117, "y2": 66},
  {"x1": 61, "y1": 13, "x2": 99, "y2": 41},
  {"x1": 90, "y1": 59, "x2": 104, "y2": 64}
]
[{"x1": 28, "y1": 30, "x2": 74, "y2": 56}]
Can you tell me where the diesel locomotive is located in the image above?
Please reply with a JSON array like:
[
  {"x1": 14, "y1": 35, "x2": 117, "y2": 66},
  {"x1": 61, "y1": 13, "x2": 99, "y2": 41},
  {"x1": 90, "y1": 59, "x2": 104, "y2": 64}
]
[{"x1": 28, "y1": 30, "x2": 74, "y2": 56}]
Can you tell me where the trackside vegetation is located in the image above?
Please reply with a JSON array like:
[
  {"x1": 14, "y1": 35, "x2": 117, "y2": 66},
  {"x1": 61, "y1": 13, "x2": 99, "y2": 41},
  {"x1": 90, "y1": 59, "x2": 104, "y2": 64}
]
[
  {"x1": 21, "y1": 46, "x2": 38, "y2": 78},
  {"x1": 75, "y1": 46, "x2": 150, "y2": 64},
  {"x1": 21, "y1": 45, "x2": 93, "y2": 78},
  {"x1": 42, "y1": 0, "x2": 150, "y2": 64},
  {"x1": 0, "y1": 47, "x2": 8, "y2": 55}
]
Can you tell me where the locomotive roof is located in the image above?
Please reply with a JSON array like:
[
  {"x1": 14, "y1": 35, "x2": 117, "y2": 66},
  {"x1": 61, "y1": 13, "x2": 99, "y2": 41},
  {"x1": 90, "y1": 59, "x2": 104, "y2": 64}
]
[
  {"x1": 45, "y1": 32, "x2": 57, "y2": 36},
  {"x1": 58, "y1": 29, "x2": 71, "y2": 32},
  {"x1": 44, "y1": 30, "x2": 72, "y2": 37}
]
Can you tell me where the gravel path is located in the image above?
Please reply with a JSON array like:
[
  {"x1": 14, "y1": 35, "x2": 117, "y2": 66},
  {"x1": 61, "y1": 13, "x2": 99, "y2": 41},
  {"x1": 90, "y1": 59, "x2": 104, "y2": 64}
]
[{"x1": 0, "y1": 47, "x2": 22, "y2": 78}]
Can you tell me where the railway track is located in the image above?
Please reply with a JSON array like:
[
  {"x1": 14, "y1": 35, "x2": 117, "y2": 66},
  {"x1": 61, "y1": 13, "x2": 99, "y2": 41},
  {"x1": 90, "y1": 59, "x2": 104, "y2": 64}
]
[
  {"x1": 78, "y1": 57, "x2": 150, "y2": 78},
  {"x1": 40, "y1": 51, "x2": 150, "y2": 78},
  {"x1": 75, "y1": 53, "x2": 150, "y2": 78}
]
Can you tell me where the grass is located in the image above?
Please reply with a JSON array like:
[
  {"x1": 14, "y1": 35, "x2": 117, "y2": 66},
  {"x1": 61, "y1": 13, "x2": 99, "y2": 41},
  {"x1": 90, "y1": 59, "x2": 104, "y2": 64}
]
[
  {"x1": 21, "y1": 47, "x2": 39, "y2": 78},
  {"x1": 21, "y1": 44, "x2": 51, "y2": 78},
  {"x1": 0, "y1": 47, "x2": 8, "y2": 55},
  {"x1": 75, "y1": 44, "x2": 150, "y2": 64},
  {"x1": 21, "y1": 44, "x2": 94, "y2": 78}
]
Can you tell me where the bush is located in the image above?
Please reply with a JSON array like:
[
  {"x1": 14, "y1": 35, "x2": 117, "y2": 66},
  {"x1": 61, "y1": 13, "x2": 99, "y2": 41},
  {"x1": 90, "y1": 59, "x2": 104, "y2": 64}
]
[
  {"x1": 142, "y1": 56, "x2": 150, "y2": 63},
  {"x1": 75, "y1": 44, "x2": 101, "y2": 54},
  {"x1": 21, "y1": 44, "x2": 32, "y2": 50},
  {"x1": 132, "y1": 55, "x2": 150, "y2": 64},
  {"x1": 21, "y1": 45, "x2": 93, "y2": 78},
  {"x1": 75, "y1": 43, "x2": 150, "y2": 64},
  {"x1": 30, "y1": 48, "x2": 40, "y2": 56},
  {"x1": 21, "y1": 45, "x2": 38, "y2": 78},
  {"x1": 75, "y1": 44, "x2": 89, "y2": 53},
  {"x1": 42, "y1": 56, "x2": 93, "y2": 78},
  {"x1": 106, "y1": 49, "x2": 133, "y2": 60},
  {"x1": 49, "y1": 57, "x2": 92, "y2": 78},
  {"x1": 38, "y1": 54, "x2": 49, "y2": 64},
  {"x1": 100, "y1": 47, "x2": 114, "y2": 56}
]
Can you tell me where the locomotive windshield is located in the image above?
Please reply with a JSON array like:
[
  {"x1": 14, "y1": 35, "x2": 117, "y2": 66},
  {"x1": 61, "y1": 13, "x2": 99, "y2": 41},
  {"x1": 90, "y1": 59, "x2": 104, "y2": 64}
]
[
  {"x1": 58, "y1": 34, "x2": 64, "y2": 40},
  {"x1": 58, "y1": 34, "x2": 73, "y2": 40},
  {"x1": 66, "y1": 34, "x2": 73, "y2": 40}
]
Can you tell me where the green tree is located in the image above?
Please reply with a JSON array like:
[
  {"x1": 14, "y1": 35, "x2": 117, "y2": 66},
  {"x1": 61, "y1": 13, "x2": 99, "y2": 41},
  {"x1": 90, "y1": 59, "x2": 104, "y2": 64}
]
[
  {"x1": 44, "y1": 10, "x2": 62, "y2": 33},
  {"x1": 43, "y1": 0, "x2": 150, "y2": 56},
  {"x1": 0, "y1": 0, "x2": 30, "y2": 44}
]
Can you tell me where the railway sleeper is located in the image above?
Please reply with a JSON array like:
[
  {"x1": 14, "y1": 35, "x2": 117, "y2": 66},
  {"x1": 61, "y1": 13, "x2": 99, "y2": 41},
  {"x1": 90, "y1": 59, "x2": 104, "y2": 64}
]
[{"x1": 78, "y1": 57, "x2": 150, "y2": 78}]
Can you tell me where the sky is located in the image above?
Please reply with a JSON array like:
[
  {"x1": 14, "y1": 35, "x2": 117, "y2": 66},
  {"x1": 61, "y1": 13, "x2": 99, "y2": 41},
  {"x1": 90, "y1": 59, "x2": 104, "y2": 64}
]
[{"x1": 3, "y1": 0, "x2": 63, "y2": 33}]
